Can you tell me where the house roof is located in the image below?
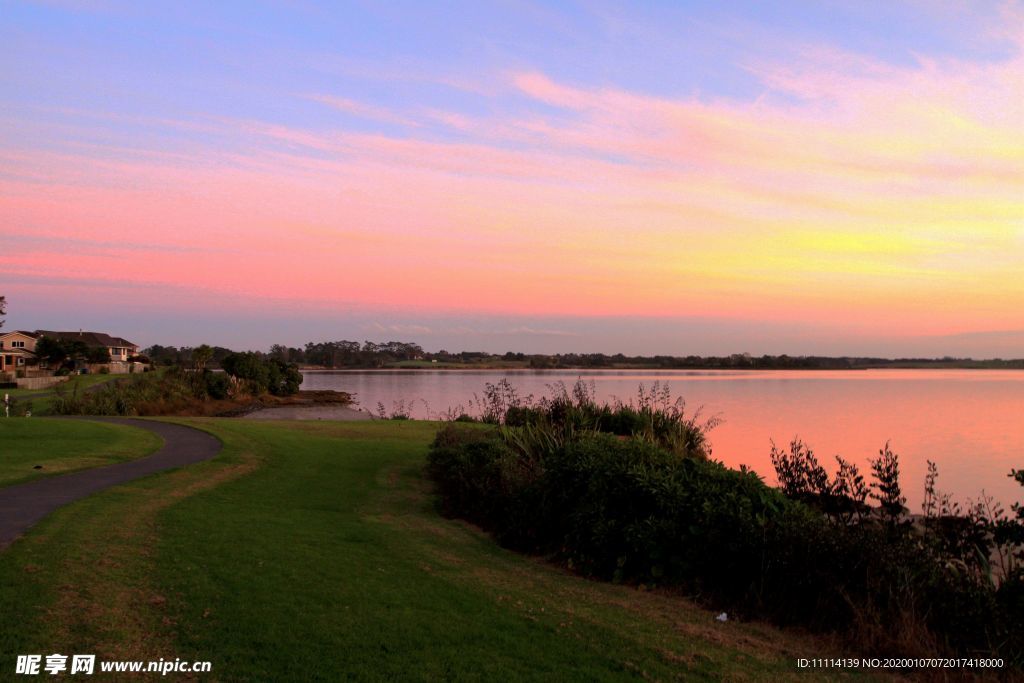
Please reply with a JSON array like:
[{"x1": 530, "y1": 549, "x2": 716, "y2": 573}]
[
  {"x1": 0, "y1": 330, "x2": 40, "y2": 339},
  {"x1": 35, "y1": 330, "x2": 138, "y2": 349}
]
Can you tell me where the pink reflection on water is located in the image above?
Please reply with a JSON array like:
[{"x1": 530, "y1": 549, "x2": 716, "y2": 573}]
[{"x1": 688, "y1": 370, "x2": 1024, "y2": 512}]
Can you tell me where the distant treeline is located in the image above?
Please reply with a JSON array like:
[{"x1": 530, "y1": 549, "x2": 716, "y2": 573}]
[
  {"x1": 143, "y1": 344, "x2": 237, "y2": 367},
  {"x1": 141, "y1": 341, "x2": 426, "y2": 368},
  {"x1": 142, "y1": 342, "x2": 1024, "y2": 370},
  {"x1": 525, "y1": 352, "x2": 1024, "y2": 369}
]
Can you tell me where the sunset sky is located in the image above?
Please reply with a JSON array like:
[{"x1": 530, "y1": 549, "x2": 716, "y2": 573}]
[{"x1": 2, "y1": 1, "x2": 1023, "y2": 355}]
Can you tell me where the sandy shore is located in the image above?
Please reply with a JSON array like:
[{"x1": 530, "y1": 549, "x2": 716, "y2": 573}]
[{"x1": 242, "y1": 405, "x2": 374, "y2": 421}]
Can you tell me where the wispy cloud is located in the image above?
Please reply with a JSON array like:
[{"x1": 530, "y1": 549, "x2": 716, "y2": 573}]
[
  {"x1": 505, "y1": 326, "x2": 579, "y2": 337},
  {"x1": 307, "y1": 94, "x2": 420, "y2": 128},
  {"x1": 365, "y1": 322, "x2": 434, "y2": 336}
]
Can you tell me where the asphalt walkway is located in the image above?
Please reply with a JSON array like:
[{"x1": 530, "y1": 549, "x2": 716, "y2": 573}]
[{"x1": 0, "y1": 418, "x2": 221, "y2": 549}]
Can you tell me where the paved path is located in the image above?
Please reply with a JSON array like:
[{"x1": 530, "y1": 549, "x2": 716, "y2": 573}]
[{"x1": 0, "y1": 418, "x2": 222, "y2": 549}]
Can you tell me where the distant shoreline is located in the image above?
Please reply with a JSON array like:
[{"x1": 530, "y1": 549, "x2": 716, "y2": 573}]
[{"x1": 298, "y1": 364, "x2": 1024, "y2": 372}]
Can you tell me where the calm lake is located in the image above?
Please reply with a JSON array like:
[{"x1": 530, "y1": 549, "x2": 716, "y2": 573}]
[{"x1": 301, "y1": 369, "x2": 1023, "y2": 509}]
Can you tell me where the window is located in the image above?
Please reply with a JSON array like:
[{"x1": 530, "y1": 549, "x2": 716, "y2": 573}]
[{"x1": 12, "y1": 341, "x2": 25, "y2": 348}]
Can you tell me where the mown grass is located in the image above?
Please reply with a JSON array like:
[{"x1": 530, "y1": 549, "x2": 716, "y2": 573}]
[
  {"x1": 0, "y1": 418, "x2": 162, "y2": 486},
  {"x1": 0, "y1": 419, "x2": 869, "y2": 681}
]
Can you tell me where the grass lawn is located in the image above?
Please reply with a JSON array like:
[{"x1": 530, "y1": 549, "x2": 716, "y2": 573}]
[
  {"x1": 0, "y1": 418, "x2": 162, "y2": 486},
  {"x1": 0, "y1": 418, "x2": 866, "y2": 681}
]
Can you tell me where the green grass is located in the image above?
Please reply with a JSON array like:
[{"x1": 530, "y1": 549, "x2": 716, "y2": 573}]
[
  {"x1": 5, "y1": 373, "x2": 122, "y2": 396},
  {"x1": 0, "y1": 418, "x2": 162, "y2": 486},
  {"x1": 64, "y1": 374, "x2": 126, "y2": 390},
  {"x1": 3, "y1": 374, "x2": 125, "y2": 415},
  {"x1": 0, "y1": 419, "x2": 865, "y2": 681}
]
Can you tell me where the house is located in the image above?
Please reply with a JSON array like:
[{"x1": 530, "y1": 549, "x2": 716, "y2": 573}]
[
  {"x1": 1, "y1": 329, "x2": 143, "y2": 378},
  {"x1": 34, "y1": 330, "x2": 141, "y2": 363},
  {"x1": 0, "y1": 331, "x2": 40, "y2": 374}
]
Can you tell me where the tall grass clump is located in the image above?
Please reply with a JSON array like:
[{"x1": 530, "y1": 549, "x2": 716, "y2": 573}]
[{"x1": 470, "y1": 378, "x2": 717, "y2": 459}]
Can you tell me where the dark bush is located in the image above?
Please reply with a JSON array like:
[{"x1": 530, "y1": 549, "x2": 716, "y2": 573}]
[
  {"x1": 427, "y1": 422, "x2": 1024, "y2": 663},
  {"x1": 427, "y1": 424, "x2": 517, "y2": 528},
  {"x1": 503, "y1": 405, "x2": 544, "y2": 427},
  {"x1": 203, "y1": 371, "x2": 231, "y2": 400}
]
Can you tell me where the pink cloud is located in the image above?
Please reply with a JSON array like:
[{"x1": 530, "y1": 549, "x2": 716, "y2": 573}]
[{"x1": 4, "y1": 35, "x2": 1024, "y2": 339}]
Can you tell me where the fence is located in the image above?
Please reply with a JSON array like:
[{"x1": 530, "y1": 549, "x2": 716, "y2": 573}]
[{"x1": 15, "y1": 376, "x2": 68, "y2": 390}]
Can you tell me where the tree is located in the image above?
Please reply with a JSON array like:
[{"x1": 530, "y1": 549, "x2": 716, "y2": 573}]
[
  {"x1": 33, "y1": 337, "x2": 65, "y2": 366},
  {"x1": 222, "y1": 351, "x2": 301, "y2": 396},
  {"x1": 0, "y1": 295, "x2": 5, "y2": 329},
  {"x1": 269, "y1": 344, "x2": 289, "y2": 363},
  {"x1": 86, "y1": 346, "x2": 111, "y2": 364},
  {"x1": 187, "y1": 344, "x2": 215, "y2": 397},
  {"x1": 142, "y1": 345, "x2": 180, "y2": 366},
  {"x1": 221, "y1": 352, "x2": 270, "y2": 394},
  {"x1": 33, "y1": 336, "x2": 89, "y2": 369},
  {"x1": 191, "y1": 344, "x2": 213, "y2": 373}
]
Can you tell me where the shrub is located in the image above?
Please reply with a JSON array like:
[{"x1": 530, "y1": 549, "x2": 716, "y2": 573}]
[
  {"x1": 428, "y1": 421, "x2": 1024, "y2": 663},
  {"x1": 204, "y1": 371, "x2": 231, "y2": 400},
  {"x1": 427, "y1": 425, "x2": 519, "y2": 530},
  {"x1": 770, "y1": 438, "x2": 872, "y2": 524}
]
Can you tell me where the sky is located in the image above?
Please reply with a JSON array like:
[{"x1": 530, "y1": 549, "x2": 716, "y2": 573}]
[{"x1": 2, "y1": 1, "x2": 1023, "y2": 356}]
